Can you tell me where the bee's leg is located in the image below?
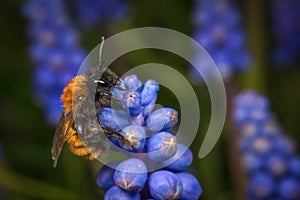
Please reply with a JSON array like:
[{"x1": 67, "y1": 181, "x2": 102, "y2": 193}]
[
  {"x1": 101, "y1": 126, "x2": 133, "y2": 147},
  {"x1": 111, "y1": 95, "x2": 122, "y2": 105},
  {"x1": 101, "y1": 126, "x2": 123, "y2": 139}
]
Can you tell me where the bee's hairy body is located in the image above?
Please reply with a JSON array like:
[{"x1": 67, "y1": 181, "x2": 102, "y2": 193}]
[{"x1": 51, "y1": 69, "x2": 124, "y2": 167}]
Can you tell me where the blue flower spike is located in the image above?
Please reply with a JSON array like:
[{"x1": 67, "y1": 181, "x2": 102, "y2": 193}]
[
  {"x1": 96, "y1": 74, "x2": 201, "y2": 199},
  {"x1": 113, "y1": 158, "x2": 147, "y2": 192},
  {"x1": 146, "y1": 132, "x2": 177, "y2": 161},
  {"x1": 271, "y1": 0, "x2": 300, "y2": 66},
  {"x1": 148, "y1": 170, "x2": 183, "y2": 200},
  {"x1": 75, "y1": 0, "x2": 129, "y2": 28},
  {"x1": 234, "y1": 90, "x2": 300, "y2": 199},
  {"x1": 176, "y1": 172, "x2": 203, "y2": 200},
  {"x1": 191, "y1": 0, "x2": 251, "y2": 80}
]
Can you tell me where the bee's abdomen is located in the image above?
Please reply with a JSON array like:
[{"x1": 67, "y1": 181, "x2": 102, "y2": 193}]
[{"x1": 65, "y1": 127, "x2": 97, "y2": 160}]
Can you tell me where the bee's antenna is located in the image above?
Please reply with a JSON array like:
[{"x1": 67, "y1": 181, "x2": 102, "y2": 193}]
[{"x1": 99, "y1": 36, "x2": 105, "y2": 66}]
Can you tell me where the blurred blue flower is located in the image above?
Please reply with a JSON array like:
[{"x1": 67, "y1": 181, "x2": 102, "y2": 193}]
[
  {"x1": 23, "y1": 0, "x2": 130, "y2": 125},
  {"x1": 191, "y1": 0, "x2": 251, "y2": 81},
  {"x1": 246, "y1": 172, "x2": 275, "y2": 199},
  {"x1": 271, "y1": 0, "x2": 300, "y2": 67},
  {"x1": 234, "y1": 90, "x2": 300, "y2": 199},
  {"x1": 278, "y1": 178, "x2": 300, "y2": 199},
  {"x1": 74, "y1": 0, "x2": 129, "y2": 28},
  {"x1": 23, "y1": 0, "x2": 86, "y2": 125}
]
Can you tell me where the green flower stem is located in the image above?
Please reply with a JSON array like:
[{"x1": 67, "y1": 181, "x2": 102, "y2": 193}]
[
  {"x1": 0, "y1": 164, "x2": 82, "y2": 200},
  {"x1": 225, "y1": 1, "x2": 268, "y2": 200},
  {"x1": 225, "y1": 81, "x2": 245, "y2": 200},
  {"x1": 239, "y1": 0, "x2": 267, "y2": 93}
]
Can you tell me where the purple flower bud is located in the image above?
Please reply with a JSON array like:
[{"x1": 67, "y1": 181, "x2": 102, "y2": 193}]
[
  {"x1": 241, "y1": 135, "x2": 273, "y2": 155},
  {"x1": 123, "y1": 74, "x2": 142, "y2": 90},
  {"x1": 148, "y1": 170, "x2": 183, "y2": 200},
  {"x1": 104, "y1": 185, "x2": 140, "y2": 200},
  {"x1": 111, "y1": 87, "x2": 126, "y2": 101},
  {"x1": 273, "y1": 136, "x2": 296, "y2": 155},
  {"x1": 163, "y1": 144, "x2": 193, "y2": 172},
  {"x1": 119, "y1": 125, "x2": 146, "y2": 152},
  {"x1": 240, "y1": 152, "x2": 263, "y2": 173},
  {"x1": 99, "y1": 108, "x2": 130, "y2": 130},
  {"x1": 142, "y1": 94, "x2": 157, "y2": 117},
  {"x1": 266, "y1": 154, "x2": 287, "y2": 176},
  {"x1": 146, "y1": 108, "x2": 178, "y2": 133},
  {"x1": 176, "y1": 173, "x2": 202, "y2": 200},
  {"x1": 278, "y1": 178, "x2": 300, "y2": 199},
  {"x1": 246, "y1": 172, "x2": 275, "y2": 199},
  {"x1": 113, "y1": 158, "x2": 147, "y2": 192},
  {"x1": 141, "y1": 79, "x2": 159, "y2": 106},
  {"x1": 96, "y1": 162, "x2": 120, "y2": 190},
  {"x1": 288, "y1": 157, "x2": 300, "y2": 177},
  {"x1": 123, "y1": 90, "x2": 142, "y2": 116},
  {"x1": 146, "y1": 132, "x2": 177, "y2": 161}
]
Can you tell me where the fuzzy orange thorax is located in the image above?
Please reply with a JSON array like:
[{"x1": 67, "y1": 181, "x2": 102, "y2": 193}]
[{"x1": 61, "y1": 75, "x2": 88, "y2": 113}]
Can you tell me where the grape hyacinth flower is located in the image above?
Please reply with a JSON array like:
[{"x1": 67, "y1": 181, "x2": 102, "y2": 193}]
[
  {"x1": 97, "y1": 75, "x2": 202, "y2": 199},
  {"x1": 234, "y1": 90, "x2": 300, "y2": 199},
  {"x1": 191, "y1": 0, "x2": 251, "y2": 81},
  {"x1": 271, "y1": 0, "x2": 300, "y2": 66},
  {"x1": 23, "y1": 0, "x2": 86, "y2": 125},
  {"x1": 23, "y1": 0, "x2": 130, "y2": 125},
  {"x1": 74, "y1": 0, "x2": 129, "y2": 28}
]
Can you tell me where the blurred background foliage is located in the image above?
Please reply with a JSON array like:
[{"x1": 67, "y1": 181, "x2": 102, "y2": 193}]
[{"x1": 0, "y1": 0, "x2": 299, "y2": 199}]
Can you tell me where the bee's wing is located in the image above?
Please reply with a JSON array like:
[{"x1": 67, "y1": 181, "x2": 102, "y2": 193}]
[{"x1": 51, "y1": 111, "x2": 72, "y2": 168}]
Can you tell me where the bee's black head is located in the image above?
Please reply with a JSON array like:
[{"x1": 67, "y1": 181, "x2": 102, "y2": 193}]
[
  {"x1": 86, "y1": 67, "x2": 119, "y2": 89},
  {"x1": 96, "y1": 68, "x2": 119, "y2": 88},
  {"x1": 86, "y1": 67, "x2": 120, "y2": 108}
]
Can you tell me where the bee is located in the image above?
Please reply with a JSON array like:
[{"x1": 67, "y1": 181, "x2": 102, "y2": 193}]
[{"x1": 51, "y1": 38, "x2": 128, "y2": 167}]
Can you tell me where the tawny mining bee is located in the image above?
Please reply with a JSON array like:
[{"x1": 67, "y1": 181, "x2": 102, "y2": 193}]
[{"x1": 51, "y1": 38, "x2": 128, "y2": 167}]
